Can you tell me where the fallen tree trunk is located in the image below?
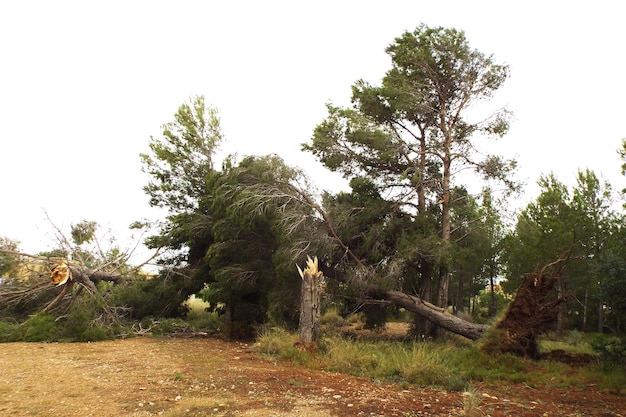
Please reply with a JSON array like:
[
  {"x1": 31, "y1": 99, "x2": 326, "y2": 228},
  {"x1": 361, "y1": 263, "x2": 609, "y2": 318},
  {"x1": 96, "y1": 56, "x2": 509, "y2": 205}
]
[
  {"x1": 43, "y1": 262, "x2": 127, "y2": 314},
  {"x1": 366, "y1": 287, "x2": 489, "y2": 340},
  {"x1": 367, "y1": 258, "x2": 569, "y2": 357}
]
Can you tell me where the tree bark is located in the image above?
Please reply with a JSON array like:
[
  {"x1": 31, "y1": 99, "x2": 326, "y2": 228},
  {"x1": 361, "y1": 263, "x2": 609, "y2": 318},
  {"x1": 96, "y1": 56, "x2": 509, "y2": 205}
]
[
  {"x1": 297, "y1": 257, "x2": 323, "y2": 345},
  {"x1": 412, "y1": 260, "x2": 433, "y2": 336},
  {"x1": 367, "y1": 288, "x2": 488, "y2": 341}
]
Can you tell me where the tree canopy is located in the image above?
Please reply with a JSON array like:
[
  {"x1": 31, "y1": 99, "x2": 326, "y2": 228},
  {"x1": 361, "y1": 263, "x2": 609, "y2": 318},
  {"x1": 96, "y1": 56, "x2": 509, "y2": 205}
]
[{"x1": 303, "y1": 24, "x2": 517, "y2": 334}]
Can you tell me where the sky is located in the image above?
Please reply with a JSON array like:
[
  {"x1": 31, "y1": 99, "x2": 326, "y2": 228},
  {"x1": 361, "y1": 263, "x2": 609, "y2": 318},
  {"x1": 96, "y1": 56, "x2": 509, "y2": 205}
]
[{"x1": 1, "y1": 1, "x2": 625, "y2": 264}]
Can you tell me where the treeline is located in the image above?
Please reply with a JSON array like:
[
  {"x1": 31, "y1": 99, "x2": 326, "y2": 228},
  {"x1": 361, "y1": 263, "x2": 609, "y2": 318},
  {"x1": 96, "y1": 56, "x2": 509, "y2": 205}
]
[{"x1": 1, "y1": 24, "x2": 625, "y2": 341}]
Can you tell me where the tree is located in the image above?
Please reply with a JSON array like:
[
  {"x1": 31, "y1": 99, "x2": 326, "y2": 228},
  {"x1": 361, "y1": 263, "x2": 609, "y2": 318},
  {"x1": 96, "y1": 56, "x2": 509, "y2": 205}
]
[
  {"x1": 0, "y1": 218, "x2": 143, "y2": 342},
  {"x1": 198, "y1": 155, "x2": 320, "y2": 336},
  {"x1": 0, "y1": 237, "x2": 20, "y2": 278},
  {"x1": 136, "y1": 95, "x2": 225, "y2": 316},
  {"x1": 303, "y1": 24, "x2": 516, "y2": 335},
  {"x1": 595, "y1": 222, "x2": 626, "y2": 333},
  {"x1": 504, "y1": 170, "x2": 617, "y2": 333},
  {"x1": 141, "y1": 95, "x2": 223, "y2": 214}
]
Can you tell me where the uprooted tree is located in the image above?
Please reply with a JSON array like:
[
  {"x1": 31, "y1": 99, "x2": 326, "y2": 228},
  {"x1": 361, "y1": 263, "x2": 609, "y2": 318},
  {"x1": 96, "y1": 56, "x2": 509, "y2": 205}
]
[
  {"x1": 218, "y1": 155, "x2": 571, "y2": 357},
  {"x1": 366, "y1": 257, "x2": 570, "y2": 357}
]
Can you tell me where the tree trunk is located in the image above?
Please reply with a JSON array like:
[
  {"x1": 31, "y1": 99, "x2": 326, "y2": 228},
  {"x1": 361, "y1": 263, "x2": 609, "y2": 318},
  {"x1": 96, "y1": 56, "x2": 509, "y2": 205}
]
[
  {"x1": 367, "y1": 288, "x2": 488, "y2": 341},
  {"x1": 434, "y1": 266, "x2": 450, "y2": 338},
  {"x1": 455, "y1": 267, "x2": 465, "y2": 315},
  {"x1": 368, "y1": 258, "x2": 570, "y2": 358},
  {"x1": 489, "y1": 262, "x2": 496, "y2": 317},
  {"x1": 583, "y1": 288, "x2": 588, "y2": 331},
  {"x1": 297, "y1": 257, "x2": 323, "y2": 346},
  {"x1": 412, "y1": 260, "x2": 433, "y2": 337},
  {"x1": 556, "y1": 279, "x2": 565, "y2": 334},
  {"x1": 598, "y1": 300, "x2": 604, "y2": 333}
]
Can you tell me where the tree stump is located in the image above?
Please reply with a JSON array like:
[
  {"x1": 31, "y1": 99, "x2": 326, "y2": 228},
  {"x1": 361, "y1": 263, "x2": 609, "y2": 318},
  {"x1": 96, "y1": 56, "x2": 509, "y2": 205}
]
[{"x1": 297, "y1": 256, "x2": 323, "y2": 346}]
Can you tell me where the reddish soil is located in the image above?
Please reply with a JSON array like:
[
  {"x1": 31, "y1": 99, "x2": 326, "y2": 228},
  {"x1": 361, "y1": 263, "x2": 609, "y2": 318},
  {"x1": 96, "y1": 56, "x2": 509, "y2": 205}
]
[{"x1": 0, "y1": 337, "x2": 623, "y2": 417}]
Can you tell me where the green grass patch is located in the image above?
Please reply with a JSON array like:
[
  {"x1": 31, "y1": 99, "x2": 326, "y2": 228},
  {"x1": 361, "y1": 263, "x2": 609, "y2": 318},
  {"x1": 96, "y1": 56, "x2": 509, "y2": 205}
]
[{"x1": 254, "y1": 326, "x2": 626, "y2": 393}]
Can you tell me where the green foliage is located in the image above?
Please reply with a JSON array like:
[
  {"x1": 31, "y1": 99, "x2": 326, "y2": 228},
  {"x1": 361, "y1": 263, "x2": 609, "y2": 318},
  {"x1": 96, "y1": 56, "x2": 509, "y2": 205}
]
[
  {"x1": 59, "y1": 295, "x2": 116, "y2": 342},
  {"x1": 591, "y1": 334, "x2": 626, "y2": 368},
  {"x1": 472, "y1": 289, "x2": 510, "y2": 322},
  {"x1": 18, "y1": 313, "x2": 58, "y2": 342},
  {"x1": 256, "y1": 327, "x2": 298, "y2": 355},
  {"x1": 320, "y1": 308, "x2": 346, "y2": 327},
  {"x1": 110, "y1": 276, "x2": 193, "y2": 319},
  {"x1": 452, "y1": 343, "x2": 529, "y2": 383},
  {"x1": 362, "y1": 304, "x2": 390, "y2": 330},
  {"x1": 303, "y1": 24, "x2": 515, "y2": 321},
  {"x1": 255, "y1": 327, "x2": 307, "y2": 363},
  {"x1": 0, "y1": 236, "x2": 20, "y2": 277},
  {"x1": 70, "y1": 220, "x2": 97, "y2": 245},
  {"x1": 504, "y1": 169, "x2": 623, "y2": 333},
  {"x1": 141, "y1": 94, "x2": 223, "y2": 213},
  {"x1": 140, "y1": 96, "x2": 322, "y2": 335}
]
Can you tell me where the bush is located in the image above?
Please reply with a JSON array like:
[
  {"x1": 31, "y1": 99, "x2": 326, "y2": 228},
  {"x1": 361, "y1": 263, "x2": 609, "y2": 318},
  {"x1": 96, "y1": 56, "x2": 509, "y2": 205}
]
[
  {"x1": 320, "y1": 308, "x2": 345, "y2": 327},
  {"x1": 57, "y1": 299, "x2": 116, "y2": 342},
  {"x1": 20, "y1": 313, "x2": 58, "y2": 342},
  {"x1": 0, "y1": 320, "x2": 20, "y2": 342},
  {"x1": 255, "y1": 327, "x2": 307, "y2": 363},
  {"x1": 591, "y1": 334, "x2": 626, "y2": 368},
  {"x1": 110, "y1": 278, "x2": 190, "y2": 319}
]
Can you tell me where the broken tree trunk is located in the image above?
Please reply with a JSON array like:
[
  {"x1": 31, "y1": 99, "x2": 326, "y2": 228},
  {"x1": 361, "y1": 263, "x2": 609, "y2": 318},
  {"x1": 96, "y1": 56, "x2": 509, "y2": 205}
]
[
  {"x1": 366, "y1": 287, "x2": 489, "y2": 340},
  {"x1": 43, "y1": 261, "x2": 126, "y2": 314},
  {"x1": 297, "y1": 256, "x2": 323, "y2": 346}
]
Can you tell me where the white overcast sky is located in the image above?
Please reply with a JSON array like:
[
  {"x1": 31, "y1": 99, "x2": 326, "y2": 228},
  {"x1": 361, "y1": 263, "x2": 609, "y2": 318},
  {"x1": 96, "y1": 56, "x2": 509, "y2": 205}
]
[{"x1": 1, "y1": 1, "x2": 625, "y2": 263}]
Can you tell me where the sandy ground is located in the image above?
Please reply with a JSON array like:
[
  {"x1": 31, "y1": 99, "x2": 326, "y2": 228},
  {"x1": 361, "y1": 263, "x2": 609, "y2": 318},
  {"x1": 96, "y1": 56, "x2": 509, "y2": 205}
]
[{"x1": 0, "y1": 337, "x2": 624, "y2": 416}]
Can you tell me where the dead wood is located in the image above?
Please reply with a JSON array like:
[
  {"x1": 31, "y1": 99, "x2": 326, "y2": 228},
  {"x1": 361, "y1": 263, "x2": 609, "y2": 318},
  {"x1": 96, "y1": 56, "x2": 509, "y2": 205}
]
[
  {"x1": 297, "y1": 256, "x2": 323, "y2": 344},
  {"x1": 366, "y1": 287, "x2": 489, "y2": 340}
]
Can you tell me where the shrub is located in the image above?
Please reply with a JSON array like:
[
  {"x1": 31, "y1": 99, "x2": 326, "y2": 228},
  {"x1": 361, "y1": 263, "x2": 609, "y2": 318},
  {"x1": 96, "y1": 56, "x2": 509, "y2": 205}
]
[
  {"x1": 255, "y1": 327, "x2": 309, "y2": 363},
  {"x1": 110, "y1": 277, "x2": 191, "y2": 319},
  {"x1": 591, "y1": 334, "x2": 626, "y2": 368},
  {"x1": 58, "y1": 302, "x2": 116, "y2": 342},
  {"x1": 0, "y1": 320, "x2": 20, "y2": 342},
  {"x1": 20, "y1": 313, "x2": 58, "y2": 342},
  {"x1": 320, "y1": 308, "x2": 345, "y2": 327}
]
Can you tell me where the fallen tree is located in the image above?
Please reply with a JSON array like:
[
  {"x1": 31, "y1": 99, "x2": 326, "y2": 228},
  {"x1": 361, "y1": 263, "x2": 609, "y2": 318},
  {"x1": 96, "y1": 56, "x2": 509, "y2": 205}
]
[
  {"x1": 366, "y1": 257, "x2": 569, "y2": 357},
  {"x1": 481, "y1": 257, "x2": 569, "y2": 358},
  {"x1": 43, "y1": 260, "x2": 127, "y2": 315},
  {"x1": 366, "y1": 287, "x2": 489, "y2": 340},
  {"x1": 226, "y1": 175, "x2": 571, "y2": 357}
]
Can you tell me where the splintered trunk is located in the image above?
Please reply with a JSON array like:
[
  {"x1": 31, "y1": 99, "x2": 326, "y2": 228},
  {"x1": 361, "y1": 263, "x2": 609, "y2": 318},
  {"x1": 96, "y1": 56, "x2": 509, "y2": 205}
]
[{"x1": 297, "y1": 257, "x2": 323, "y2": 345}]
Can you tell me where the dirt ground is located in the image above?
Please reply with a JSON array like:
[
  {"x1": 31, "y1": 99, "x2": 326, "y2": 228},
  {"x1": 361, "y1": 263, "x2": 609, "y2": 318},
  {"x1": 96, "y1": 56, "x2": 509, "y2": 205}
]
[{"x1": 0, "y1": 337, "x2": 623, "y2": 417}]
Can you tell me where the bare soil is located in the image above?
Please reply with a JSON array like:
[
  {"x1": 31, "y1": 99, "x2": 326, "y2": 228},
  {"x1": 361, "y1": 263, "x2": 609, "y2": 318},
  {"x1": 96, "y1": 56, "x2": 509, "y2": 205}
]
[{"x1": 0, "y1": 337, "x2": 623, "y2": 417}]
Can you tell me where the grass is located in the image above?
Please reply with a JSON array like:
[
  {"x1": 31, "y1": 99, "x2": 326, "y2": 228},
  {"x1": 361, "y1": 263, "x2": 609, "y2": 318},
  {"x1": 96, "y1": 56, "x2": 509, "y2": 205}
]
[
  {"x1": 255, "y1": 324, "x2": 626, "y2": 393},
  {"x1": 184, "y1": 295, "x2": 222, "y2": 332},
  {"x1": 539, "y1": 330, "x2": 596, "y2": 355},
  {"x1": 462, "y1": 384, "x2": 483, "y2": 417}
]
